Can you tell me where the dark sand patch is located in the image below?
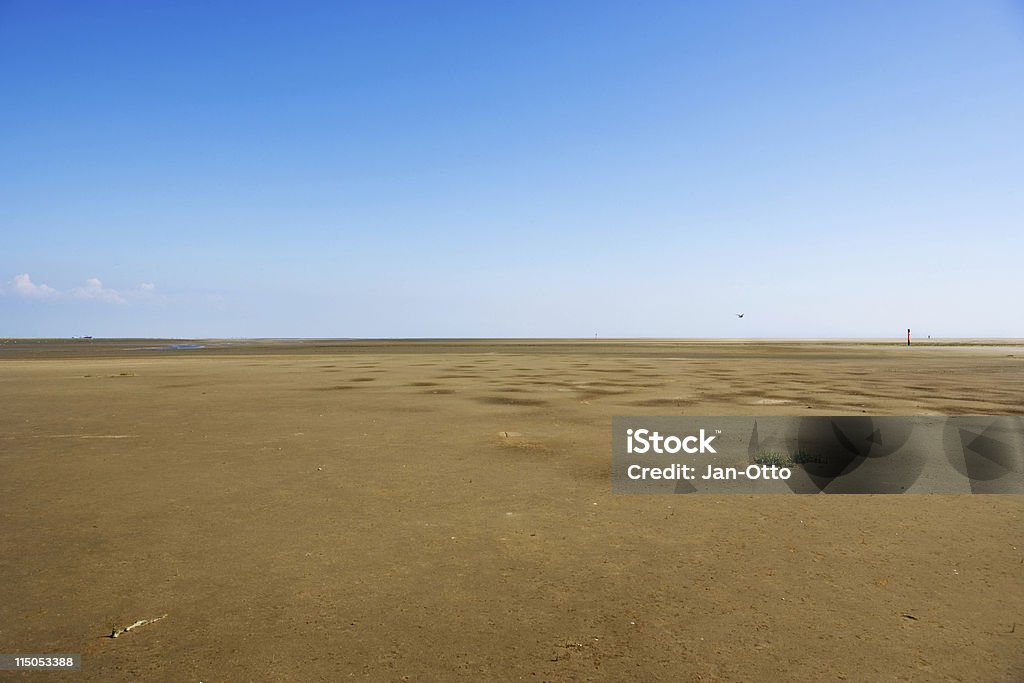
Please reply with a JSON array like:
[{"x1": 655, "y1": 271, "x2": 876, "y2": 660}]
[
  {"x1": 630, "y1": 397, "x2": 697, "y2": 407},
  {"x1": 474, "y1": 396, "x2": 549, "y2": 407}
]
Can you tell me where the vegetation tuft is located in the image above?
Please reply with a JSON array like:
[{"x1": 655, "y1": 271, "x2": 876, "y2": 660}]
[{"x1": 753, "y1": 451, "x2": 793, "y2": 467}]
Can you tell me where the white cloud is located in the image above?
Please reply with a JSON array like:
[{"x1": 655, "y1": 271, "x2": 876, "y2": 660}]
[
  {"x1": 11, "y1": 273, "x2": 59, "y2": 299},
  {"x1": 6, "y1": 274, "x2": 155, "y2": 304},
  {"x1": 72, "y1": 277, "x2": 127, "y2": 304}
]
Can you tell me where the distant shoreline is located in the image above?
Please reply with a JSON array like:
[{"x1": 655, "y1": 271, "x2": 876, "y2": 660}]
[
  {"x1": 4, "y1": 337, "x2": 1023, "y2": 344},
  {"x1": 2, "y1": 337, "x2": 1022, "y2": 362}
]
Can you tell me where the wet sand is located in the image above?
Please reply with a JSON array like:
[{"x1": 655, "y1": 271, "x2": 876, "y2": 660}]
[{"x1": 1, "y1": 339, "x2": 1022, "y2": 681}]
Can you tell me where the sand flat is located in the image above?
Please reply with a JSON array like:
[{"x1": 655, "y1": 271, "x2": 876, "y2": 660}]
[{"x1": 1, "y1": 340, "x2": 1022, "y2": 680}]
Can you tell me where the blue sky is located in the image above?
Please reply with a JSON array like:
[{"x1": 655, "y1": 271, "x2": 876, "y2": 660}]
[{"x1": 2, "y1": 1, "x2": 1022, "y2": 338}]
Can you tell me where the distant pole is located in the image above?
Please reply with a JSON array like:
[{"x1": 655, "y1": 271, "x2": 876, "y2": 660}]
[{"x1": 907, "y1": 328, "x2": 911, "y2": 347}]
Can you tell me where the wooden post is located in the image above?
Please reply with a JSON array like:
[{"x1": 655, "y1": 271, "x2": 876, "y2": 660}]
[{"x1": 907, "y1": 328, "x2": 911, "y2": 347}]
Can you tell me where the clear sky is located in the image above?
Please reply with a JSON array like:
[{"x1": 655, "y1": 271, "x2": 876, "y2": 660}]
[{"x1": 2, "y1": 1, "x2": 1022, "y2": 338}]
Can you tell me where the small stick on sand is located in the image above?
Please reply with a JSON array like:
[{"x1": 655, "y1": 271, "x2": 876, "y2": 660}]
[{"x1": 109, "y1": 614, "x2": 168, "y2": 638}]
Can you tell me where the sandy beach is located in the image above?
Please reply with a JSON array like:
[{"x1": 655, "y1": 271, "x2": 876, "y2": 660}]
[{"x1": 1, "y1": 339, "x2": 1022, "y2": 681}]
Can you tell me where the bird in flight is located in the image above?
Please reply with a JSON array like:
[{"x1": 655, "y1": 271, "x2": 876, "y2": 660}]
[{"x1": 736, "y1": 313, "x2": 745, "y2": 318}]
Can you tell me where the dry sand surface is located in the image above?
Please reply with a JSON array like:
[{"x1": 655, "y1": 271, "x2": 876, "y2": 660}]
[{"x1": 1, "y1": 339, "x2": 1022, "y2": 682}]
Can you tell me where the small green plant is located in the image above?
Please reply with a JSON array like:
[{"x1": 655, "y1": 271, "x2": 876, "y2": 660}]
[
  {"x1": 754, "y1": 451, "x2": 792, "y2": 467},
  {"x1": 791, "y1": 449, "x2": 829, "y2": 465}
]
